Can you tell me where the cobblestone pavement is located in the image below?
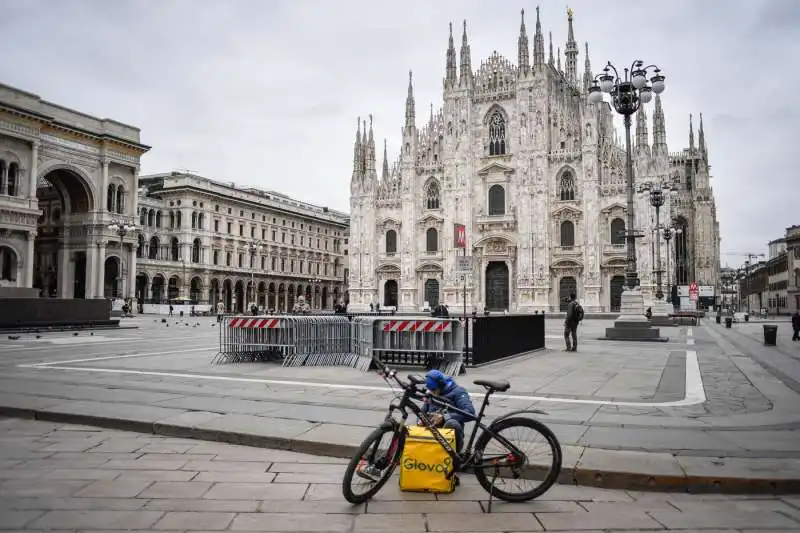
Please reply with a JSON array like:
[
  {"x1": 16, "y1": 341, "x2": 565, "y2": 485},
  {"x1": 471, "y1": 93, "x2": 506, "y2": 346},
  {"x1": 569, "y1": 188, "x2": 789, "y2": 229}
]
[
  {"x1": 2, "y1": 419, "x2": 800, "y2": 532},
  {"x1": 0, "y1": 316, "x2": 799, "y2": 487}
]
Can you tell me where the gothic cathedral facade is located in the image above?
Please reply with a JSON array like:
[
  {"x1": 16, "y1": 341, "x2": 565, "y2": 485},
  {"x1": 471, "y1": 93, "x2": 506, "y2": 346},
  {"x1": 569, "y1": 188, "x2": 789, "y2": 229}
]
[{"x1": 348, "y1": 9, "x2": 720, "y2": 313}]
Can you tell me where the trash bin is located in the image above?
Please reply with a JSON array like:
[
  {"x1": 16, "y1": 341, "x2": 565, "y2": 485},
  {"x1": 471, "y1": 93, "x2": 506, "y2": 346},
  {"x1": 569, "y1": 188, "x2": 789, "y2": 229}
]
[
  {"x1": 716, "y1": 315, "x2": 721, "y2": 324},
  {"x1": 763, "y1": 325, "x2": 778, "y2": 346},
  {"x1": 744, "y1": 314, "x2": 749, "y2": 322},
  {"x1": 725, "y1": 317, "x2": 732, "y2": 328}
]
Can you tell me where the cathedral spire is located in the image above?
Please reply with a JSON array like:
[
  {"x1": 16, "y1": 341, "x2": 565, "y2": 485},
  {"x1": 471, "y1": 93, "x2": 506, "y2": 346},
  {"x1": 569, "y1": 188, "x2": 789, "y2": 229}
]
[
  {"x1": 518, "y1": 9, "x2": 530, "y2": 74},
  {"x1": 548, "y1": 31, "x2": 554, "y2": 65},
  {"x1": 533, "y1": 6, "x2": 545, "y2": 69},
  {"x1": 405, "y1": 70, "x2": 416, "y2": 130},
  {"x1": 636, "y1": 105, "x2": 650, "y2": 156},
  {"x1": 698, "y1": 112, "x2": 707, "y2": 156},
  {"x1": 689, "y1": 113, "x2": 695, "y2": 153},
  {"x1": 557, "y1": 47, "x2": 562, "y2": 73},
  {"x1": 652, "y1": 94, "x2": 668, "y2": 157},
  {"x1": 564, "y1": 7, "x2": 578, "y2": 85},
  {"x1": 382, "y1": 138, "x2": 389, "y2": 180},
  {"x1": 351, "y1": 116, "x2": 362, "y2": 182},
  {"x1": 459, "y1": 20, "x2": 472, "y2": 87},
  {"x1": 582, "y1": 42, "x2": 592, "y2": 93},
  {"x1": 445, "y1": 22, "x2": 457, "y2": 89},
  {"x1": 361, "y1": 118, "x2": 368, "y2": 176},
  {"x1": 367, "y1": 114, "x2": 376, "y2": 179}
]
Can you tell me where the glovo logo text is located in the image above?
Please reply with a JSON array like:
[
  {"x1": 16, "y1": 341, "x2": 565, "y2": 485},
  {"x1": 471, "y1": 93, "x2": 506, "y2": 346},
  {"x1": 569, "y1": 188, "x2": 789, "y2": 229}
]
[{"x1": 402, "y1": 456, "x2": 452, "y2": 474}]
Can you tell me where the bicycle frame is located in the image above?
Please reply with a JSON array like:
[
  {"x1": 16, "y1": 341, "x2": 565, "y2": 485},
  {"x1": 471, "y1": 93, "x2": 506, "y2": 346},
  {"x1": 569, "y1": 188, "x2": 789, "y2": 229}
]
[{"x1": 389, "y1": 381, "x2": 527, "y2": 473}]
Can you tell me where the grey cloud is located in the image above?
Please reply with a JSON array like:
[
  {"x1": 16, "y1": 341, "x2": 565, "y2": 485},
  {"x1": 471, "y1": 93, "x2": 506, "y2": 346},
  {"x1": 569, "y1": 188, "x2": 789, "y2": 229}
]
[{"x1": 0, "y1": 0, "x2": 795, "y2": 259}]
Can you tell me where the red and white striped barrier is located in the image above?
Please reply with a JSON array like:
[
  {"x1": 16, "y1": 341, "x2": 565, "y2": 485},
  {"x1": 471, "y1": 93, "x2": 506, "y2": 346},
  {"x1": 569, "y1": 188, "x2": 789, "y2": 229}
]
[
  {"x1": 382, "y1": 319, "x2": 453, "y2": 333},
  {"x1": 228, "y1": 317, "x2": 282, "y2": 329}
]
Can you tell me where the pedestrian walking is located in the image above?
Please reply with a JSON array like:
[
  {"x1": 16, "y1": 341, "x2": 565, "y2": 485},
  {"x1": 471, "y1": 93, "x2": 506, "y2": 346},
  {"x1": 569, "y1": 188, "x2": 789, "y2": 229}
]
[
  {"x1": 563, "y1": 292, "x2": 584, "y2": 352},
  {"x1": 792, "y1": 310, "x2": 800, "y2": 342}
]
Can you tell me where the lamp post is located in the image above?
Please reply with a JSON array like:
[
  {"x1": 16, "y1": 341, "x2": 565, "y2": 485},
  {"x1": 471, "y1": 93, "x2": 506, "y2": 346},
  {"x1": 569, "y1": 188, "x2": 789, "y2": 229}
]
[
  {"x1": 662, "y1": 226, "x2": 682, "y2": 307},
  {"x1": 589, "y1": 60, "x2": 666, "y2": 340},
  {"x1": 108, "y1": 221, "x2": 137, "y2": 300},
  {"x1": 247, "y1": 240, "x2": 263, "y2": 310}
]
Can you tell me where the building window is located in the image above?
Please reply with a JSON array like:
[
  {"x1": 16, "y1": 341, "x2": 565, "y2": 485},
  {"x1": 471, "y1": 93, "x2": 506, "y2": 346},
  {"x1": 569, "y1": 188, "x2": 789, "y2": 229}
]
[
  {"x1": 214, "y1": 220, "x2": 219, "y2": 232},
  {"x1": 191, "y1": 239, "x2": 201, "y2": 263},
  {"x1": 250, "y1": 227, "x2": 255, "y2": 238},
  {"x1": 227, "y1": 222, "x2": 232, "y2": 233},
  {"x1": 213, "y1": 250, "x2": 219, "y2": 265},
  {"x1": 488, "y1": 185, "x2": 505, "y2": 216},
  {"x1": 610, "y1": 218, "x2": 625, "y2": 245},
  {"x1": 226, "y1": 252, "x2": 231, "y2": 266},
  {"x1": 425, "y1": 180, "x2": 440, "y2": 210},
  {"x1": 488, "y1": 110, "x2": 506, "y2": 156},
  {"x1": 386, "y1": 230, "x2": 397, "y2": 254},
  {"x1": 271, "y1": 257, "x2": 276, "y2": 270},
  {"x1": 239, "y1": 224, "x2": 244, "y2": 236},
  {"x1": 559, "y1": 171, "x2": 575, "y2": 201},
  {"x1": 426, "y1": 228, "x2": 439, "y2": 252},
  {"x1": 261, "y1": 256, "x2": 266, "y2": 269},
  {"x1": 238, "y1": 253, "x2": 243, "y2": 267},
  {"x1": 560, "y1": 221, "x2": 575, "y2": 247}
]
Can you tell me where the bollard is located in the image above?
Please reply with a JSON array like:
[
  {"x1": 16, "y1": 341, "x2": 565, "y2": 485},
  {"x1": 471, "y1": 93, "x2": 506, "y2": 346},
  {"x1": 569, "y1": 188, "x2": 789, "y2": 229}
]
[
  {"x1": 715, "y1": 315, "x2": 721, "y2": 324},
  {"x1": 725, "y1": 317, "x2": 732, "y2": 329}
]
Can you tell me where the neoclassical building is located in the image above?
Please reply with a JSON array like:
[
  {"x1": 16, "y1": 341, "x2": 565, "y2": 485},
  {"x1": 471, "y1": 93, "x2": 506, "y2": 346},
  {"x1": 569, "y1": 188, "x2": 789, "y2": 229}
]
[
  {"x1": 135, "y1": 172, "x2": 349, "y2": 313},
  {"x1": 0, "y1": 83, "x2": 148, "y2": 298},
  {"x1": 348, "y1": 9, "x2": 720, "y2": 313}
]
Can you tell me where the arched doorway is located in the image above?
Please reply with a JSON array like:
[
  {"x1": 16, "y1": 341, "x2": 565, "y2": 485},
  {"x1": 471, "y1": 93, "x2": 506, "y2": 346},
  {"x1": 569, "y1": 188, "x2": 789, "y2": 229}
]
[
  {"x1": 234, "y1": 280, "x2": 244, "y2": 312},
  {"x1": 258, "y1": 282, "x2": 266, "y2": 308},
  {"x1": 104, "y1": 257, "x2": 120, "y2": 298},
  {"x1": 424, "y1": 278, "x2": 440, "y2": 307},
  {"x1": 151, "y1": 275, "x2": 165, "y2": 303},
  {"x1": 190, "y1": 277, "x2": 203, "y2": 303},
  {"x1": 223, "y1": 279, "x2": 233, "y2": 311},
  {"x1": 168, "y1": 276, "x2": 180, "y2": 301},
  {"x1": 277, "y1": 283, "x2": 286, "y2": 312},
  {"x1": 0, "y1": 246, "x2": 19, "y2": 286},
  {"x1": 321, "y1": 286, "x2": 328, "y2": 309},
  {"x1": 287, "y1": 284, "x2": 296, "y2": 311},
  {"x1": 209, "y1": 278, "x2": 220, "y2": 307},
  {"x1": 609, "y1": 275, "x2": 625, "y2": 312},
  {"x1": 135, "y1": 273, "x2": 148, "y2": 304},
  {"x1": 559, "y1": 276, "x2": 577, "y2": 312},
  {"x1": 34, "y1": 168, "x2": 94, "y2": 298},
  {"x1": 314, "y1": 286, "x2": 321, "y2": 309},
  {"x1": 383, "y1": 279, "x2": 398, "y2": 308},
  {"x1": 268, "y1": 282, "x2": 276, "y2": 311},
  {"x1": 485, "y1": 262, "x2": 509, "y2": 311}
]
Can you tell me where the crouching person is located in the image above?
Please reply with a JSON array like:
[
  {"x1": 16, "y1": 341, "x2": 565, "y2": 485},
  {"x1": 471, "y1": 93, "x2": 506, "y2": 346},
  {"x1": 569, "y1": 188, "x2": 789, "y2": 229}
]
[{"x1": 420, "y1": 370, "x2": 475, "y2": 454}]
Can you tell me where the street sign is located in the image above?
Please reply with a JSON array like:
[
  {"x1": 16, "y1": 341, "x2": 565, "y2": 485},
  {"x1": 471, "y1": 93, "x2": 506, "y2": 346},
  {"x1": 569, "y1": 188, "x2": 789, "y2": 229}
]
[
  {"x1": 456, "y1": 256, "x2": 473, "y2": 273},
  {"x1": 454, "y1": 223, "x2": 466, "y2": 249},
  {"x1": 689, "y1": 282, "x2": 699, "y2": 301}
]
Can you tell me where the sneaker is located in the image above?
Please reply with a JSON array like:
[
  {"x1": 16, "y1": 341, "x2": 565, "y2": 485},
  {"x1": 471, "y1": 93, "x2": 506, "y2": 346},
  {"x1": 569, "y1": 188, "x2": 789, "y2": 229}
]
[
  {"x1": 571, "y1": 347, "x2": 578, "y2": 352},
  {"x1": 356, "y1": 464, "x2": 383, "y2": 482}
]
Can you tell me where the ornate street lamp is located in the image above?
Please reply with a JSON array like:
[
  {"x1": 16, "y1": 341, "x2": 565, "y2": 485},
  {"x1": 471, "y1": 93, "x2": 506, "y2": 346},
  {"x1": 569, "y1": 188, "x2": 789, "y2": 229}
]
[
  {"x1": 246, "y1": 240, "x2": 263, "y2": 310},
  {"x1": 308, "y1": 277, "x2": 321, "y2": 309},
  {"x1": 589, "y1": 61, "x2": 665, "y2": 293},
  {"x1": 590, "y1": 60, "x2": 666, "y2": 340},
  {"x1": 108, "y1": 221, "x2": 137, "y2": 300}
]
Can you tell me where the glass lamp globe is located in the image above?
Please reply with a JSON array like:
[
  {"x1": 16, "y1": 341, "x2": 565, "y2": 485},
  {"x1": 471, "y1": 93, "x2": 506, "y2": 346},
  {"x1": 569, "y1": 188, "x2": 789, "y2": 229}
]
[
  {"x1": 631, "y1": 70, "x2": 647, "y2": 89},
  {"x1": 651, "y1": 74, "x2": 665, "y2": 94},
  {"x1": 588, "y1": 86, "x2": 603, "y2": 104},
  {"x1": 599, "y1": 74, "x2": 614, "y2": 93},
  {"x1": 639, "y1": 86, "x2": 653, "y2": 104},
  {"x1": 108, "y1": 223, "x2": 119, "y2": 232}
]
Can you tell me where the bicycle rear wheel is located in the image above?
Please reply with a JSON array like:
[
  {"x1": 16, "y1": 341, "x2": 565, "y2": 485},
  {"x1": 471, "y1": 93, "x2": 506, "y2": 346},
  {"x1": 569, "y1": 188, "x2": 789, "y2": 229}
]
[
  {"x1": 473, "y1": 416, "x2": 562, "y2": 502},
  {"x1": 342, "y1": 424, "x2": 405, "y2": 505}
]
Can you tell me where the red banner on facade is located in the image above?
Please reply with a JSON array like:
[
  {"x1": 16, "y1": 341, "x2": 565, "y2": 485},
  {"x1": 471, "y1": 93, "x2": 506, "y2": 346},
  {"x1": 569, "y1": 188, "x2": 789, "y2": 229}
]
[{"x1": 454, "y1": 223, "x2": 466, "y2": 248}]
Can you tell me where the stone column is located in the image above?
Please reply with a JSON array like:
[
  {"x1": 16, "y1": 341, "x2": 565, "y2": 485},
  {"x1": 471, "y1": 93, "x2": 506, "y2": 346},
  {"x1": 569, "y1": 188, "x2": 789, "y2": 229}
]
[
  {"x1": 96, "y1": 241, "x2": 106, "y2": 298},
  {"x1": 85, "y1": 243, "x2": 97, "y2": 299},
  {"x1": 128, "y1": 244, "x2": 137, "y2": 299},
  {"x1": 100, "y1": 158, "x2": 110, "y2": 214},
  {"x1": 25, "y1": 231, "x2": 35, "y2": 288},
  {"x1": 28, "y1": 141, "x2": 39, "y2": 199},
  {"x1": 1, "y1": 160, "x2": 8, "y2": 195},
  {"x1": 131, "y1": 167, "x2": 139, "y2": 217},
  {"x1": 57, "y1": 248, "x2": 71, "y2": 298}
]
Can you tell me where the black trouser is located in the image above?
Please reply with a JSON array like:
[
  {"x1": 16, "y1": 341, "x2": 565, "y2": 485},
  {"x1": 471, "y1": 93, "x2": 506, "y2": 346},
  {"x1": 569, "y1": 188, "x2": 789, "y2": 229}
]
[
  {"x1": 793, "y1": 326, "x2": 799, "y2": 341},
  {"x1": 564, "y1": 321, "x2": 578, "y2": 349}
]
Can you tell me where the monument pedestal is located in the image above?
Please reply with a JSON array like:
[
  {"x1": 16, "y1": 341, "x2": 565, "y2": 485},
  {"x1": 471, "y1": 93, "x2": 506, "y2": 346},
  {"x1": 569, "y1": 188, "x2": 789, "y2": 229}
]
[
  {"x1": 602, "y1": 289, "x2": 668, "y2": 342},
  {"x1": 649, "y1": 299, "x2": 674, "y2": 326}
]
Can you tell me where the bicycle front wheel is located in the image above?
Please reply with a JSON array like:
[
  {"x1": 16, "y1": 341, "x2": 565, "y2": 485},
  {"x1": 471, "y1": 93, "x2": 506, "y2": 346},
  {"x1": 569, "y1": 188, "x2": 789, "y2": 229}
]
[
  {"x1": 342, "y1": 424, "x2": 405, "y2": 505},
  {"x1": 473, "y1": 416, "x2": 562, "y2": 502}
]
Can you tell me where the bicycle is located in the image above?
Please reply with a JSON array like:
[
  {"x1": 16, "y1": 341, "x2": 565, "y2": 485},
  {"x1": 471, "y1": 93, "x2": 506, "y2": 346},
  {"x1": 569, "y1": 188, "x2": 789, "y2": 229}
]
[{"x1": 341, "y1": 361, "x2": 563, "y2": 505}]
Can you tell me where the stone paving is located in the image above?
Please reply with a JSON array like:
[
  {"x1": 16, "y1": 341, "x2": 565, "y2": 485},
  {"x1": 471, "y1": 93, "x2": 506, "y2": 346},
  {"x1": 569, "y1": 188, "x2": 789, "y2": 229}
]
[
  {"x1": 0, "y1": 316, "x2": 799, "y2": 490},
  {"x1": 2, "y1": 418, "x2": 800, "y2": 532}
]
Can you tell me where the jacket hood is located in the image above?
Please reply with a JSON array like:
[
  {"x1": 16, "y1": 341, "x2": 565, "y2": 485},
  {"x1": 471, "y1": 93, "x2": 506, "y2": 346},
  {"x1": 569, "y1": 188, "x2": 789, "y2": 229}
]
[{"x1": 442, "y1": 377, "x2": 459, "y2": 394}]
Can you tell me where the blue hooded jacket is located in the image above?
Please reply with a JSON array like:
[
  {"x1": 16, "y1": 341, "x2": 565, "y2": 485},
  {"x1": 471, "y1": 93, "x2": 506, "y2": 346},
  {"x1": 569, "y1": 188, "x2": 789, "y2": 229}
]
[{"x1": 422, "y1": 377, "x2": 475, "y2": 424}]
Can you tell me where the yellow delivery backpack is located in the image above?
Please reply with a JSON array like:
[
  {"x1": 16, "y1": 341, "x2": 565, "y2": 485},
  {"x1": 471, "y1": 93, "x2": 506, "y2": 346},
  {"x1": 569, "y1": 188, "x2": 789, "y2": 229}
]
[{"x1": 399, "y1": 426, "x2": 457, "y2": 493}]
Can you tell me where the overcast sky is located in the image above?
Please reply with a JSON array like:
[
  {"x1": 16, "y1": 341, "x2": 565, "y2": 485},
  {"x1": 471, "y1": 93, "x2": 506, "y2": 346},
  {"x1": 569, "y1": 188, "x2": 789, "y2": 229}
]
[{"x1": 2, "y1": 0, "x2": 796, "y2": 264}]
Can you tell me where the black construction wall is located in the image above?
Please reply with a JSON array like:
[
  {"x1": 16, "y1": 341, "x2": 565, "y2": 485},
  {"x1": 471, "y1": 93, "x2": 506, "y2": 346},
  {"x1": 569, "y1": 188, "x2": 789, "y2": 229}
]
[{"x1": 0, "y1": 298, "x2": 112, "y2": 328}]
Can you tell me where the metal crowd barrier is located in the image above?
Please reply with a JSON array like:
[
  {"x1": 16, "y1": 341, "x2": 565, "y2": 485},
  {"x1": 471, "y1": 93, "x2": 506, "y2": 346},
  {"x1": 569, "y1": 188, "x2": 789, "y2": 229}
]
[
  {"x1": 352, "y1": 316, "x2": 464, "y2": 375},
  {"x1": 213, "y1": 314, "x2": 370, "y2": 370}
]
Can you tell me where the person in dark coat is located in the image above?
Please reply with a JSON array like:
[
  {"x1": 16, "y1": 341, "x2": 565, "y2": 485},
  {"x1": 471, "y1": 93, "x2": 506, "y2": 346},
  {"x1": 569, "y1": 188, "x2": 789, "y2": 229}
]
[{"x1": 792, "y1": 311, "x2": 800, "y2": 342}]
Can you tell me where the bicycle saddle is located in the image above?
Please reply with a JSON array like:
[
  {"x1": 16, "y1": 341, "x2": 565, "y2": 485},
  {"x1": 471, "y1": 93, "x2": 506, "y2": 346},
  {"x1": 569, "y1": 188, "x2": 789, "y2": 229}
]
[{"x1": 473, "y1": 379, "x2": 510, "y2": 392}]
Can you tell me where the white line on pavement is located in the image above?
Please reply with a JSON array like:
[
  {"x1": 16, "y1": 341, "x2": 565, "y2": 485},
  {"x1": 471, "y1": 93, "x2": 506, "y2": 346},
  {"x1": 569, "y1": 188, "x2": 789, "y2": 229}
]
[
  {"x1": 17, "y1": 349, "x2": 707, "y2": 408},
  {"x1": 687, "y1": 338, "x2": 695, "y2": 346},
  {"x1": 17, "y1": 347, "x2": 215, "y2": 367}
]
